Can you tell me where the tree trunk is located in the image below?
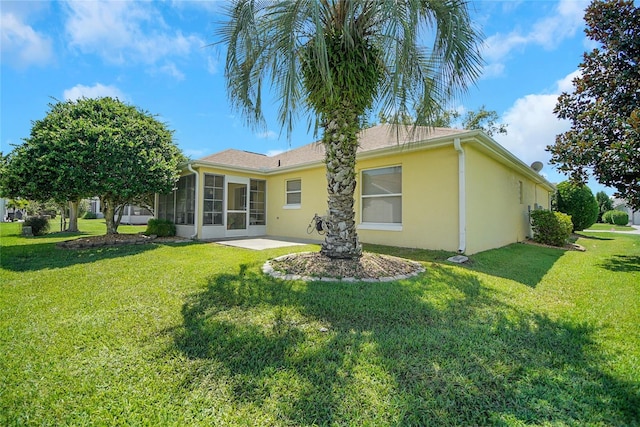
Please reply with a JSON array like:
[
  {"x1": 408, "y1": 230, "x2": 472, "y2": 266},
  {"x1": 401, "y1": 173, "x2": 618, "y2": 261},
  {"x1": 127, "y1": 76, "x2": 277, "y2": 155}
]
[
  {"x1": 67, "y1": 200, "x2": 79, "y2": 232},
  {"x1": 102, "y1": 198, "x2": 119, "y2": 235},
  {"x1": 320, "y1": 108, "x2": 362, "y2": 259}
]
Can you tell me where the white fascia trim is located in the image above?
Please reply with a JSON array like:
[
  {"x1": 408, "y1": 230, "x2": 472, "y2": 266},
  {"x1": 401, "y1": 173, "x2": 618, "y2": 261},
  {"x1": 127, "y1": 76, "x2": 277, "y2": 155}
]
[{"x1": 357, "y1": 223, "x2": 403, "y2": 231}]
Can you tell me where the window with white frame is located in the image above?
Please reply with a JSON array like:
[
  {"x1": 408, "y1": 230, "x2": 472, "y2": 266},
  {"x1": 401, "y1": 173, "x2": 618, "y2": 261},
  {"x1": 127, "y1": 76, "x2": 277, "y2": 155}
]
[
  {"x1": 203, "y1": 174, "x2": 224, "y2": 225},
  {"x1": 250, "y1": 179, "x2": 266, "y2": 225},
  {"x1": 285, "y1": 179, "x2": 301, "y2": 206},
  {"x1": 361, "y1": 166, "x2": 402, "y2": 224}
]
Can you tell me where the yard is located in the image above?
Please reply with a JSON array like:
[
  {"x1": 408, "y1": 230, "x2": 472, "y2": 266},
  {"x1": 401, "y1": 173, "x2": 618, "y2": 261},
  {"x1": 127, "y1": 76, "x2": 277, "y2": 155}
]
[{"x1": 1, "y1": 220, "x2": 638, "y2": 426}]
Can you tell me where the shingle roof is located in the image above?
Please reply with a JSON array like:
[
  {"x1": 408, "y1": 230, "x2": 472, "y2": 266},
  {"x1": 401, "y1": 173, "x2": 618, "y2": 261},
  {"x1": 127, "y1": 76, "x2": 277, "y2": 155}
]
[{"x1": 197, "y1": 124, "x2": 467, "y2": 171}]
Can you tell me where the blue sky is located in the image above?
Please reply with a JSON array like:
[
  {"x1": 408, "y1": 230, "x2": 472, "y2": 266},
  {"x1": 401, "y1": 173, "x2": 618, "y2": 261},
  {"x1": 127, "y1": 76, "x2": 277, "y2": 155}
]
[{"x1": 1, "y1": 0, "x2": 613, "y2": 195}]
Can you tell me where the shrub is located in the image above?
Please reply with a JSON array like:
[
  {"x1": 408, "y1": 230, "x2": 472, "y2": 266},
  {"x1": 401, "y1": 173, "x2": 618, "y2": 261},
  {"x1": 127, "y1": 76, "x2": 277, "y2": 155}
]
[
  {"x1": 84, "y1": 212, "x2": 98, "y2": 219},
  {"x1": 602, "y1": 210, "x2": 629, "y2": 226},
  {"x1": 145, "y1": 218, "x2": 176, "y2": 237},
  {"x1": 23, "y1": 216, "x2": 50, "y2": 236},
  {"x1": 530, "y1": 210, "x2": 573, "y2": 247},
  {"x1": 555, "y1": 181, "x2": 599, "y2": 231}
]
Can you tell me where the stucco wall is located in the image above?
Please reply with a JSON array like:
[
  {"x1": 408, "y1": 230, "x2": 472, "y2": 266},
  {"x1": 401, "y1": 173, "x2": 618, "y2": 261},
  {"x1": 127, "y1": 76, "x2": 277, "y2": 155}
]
[
  {"x1": 464, "y1": 144, "x2": 551, "y2": 254},
  {"x1": 354, "y1": 146, "x2": 459, "y2": 252},
  {"x1": 266, "y1": 166, "x2": 326, "y2": 243}
]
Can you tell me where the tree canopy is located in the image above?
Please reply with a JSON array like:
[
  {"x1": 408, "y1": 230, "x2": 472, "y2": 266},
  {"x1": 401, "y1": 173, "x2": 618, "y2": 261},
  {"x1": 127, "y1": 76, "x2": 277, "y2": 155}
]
[
  {"x1": 549, "y1": 0, "x2": 640, "y2": 210},
  {"x1": 219, "y1": 0, "x2": 481, "y2": 259},
  {"x1": 0, "y1": 97, "x2": 184, "y2": 234},
  {"x1": 554, "y1": 181, "x2": 599, "y2": 232}
]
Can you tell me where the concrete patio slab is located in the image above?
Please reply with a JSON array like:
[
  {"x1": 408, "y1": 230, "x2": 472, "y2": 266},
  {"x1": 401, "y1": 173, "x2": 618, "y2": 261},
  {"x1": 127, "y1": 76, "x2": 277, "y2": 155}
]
[{"x1": 214, "y1": 238, "x2": 310, "y2": 250}]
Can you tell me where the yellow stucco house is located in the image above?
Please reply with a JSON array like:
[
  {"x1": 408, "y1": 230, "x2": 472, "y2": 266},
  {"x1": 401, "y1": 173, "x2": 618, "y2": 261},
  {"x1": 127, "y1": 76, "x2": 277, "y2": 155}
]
[{"x1": 155, "y1": 124, "x2": 554, "y2": 254}]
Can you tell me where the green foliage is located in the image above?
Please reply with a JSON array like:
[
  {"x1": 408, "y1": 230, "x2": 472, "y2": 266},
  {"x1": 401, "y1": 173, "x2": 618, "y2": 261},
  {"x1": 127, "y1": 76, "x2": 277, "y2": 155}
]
[
  {"x1": 23, "y1": 216, "x2": 50, "y2": 236},
  {"x1": 83, "y1": 212, "x2": 98, "y2": 219},
  {"x1": 145, "y1": 218, "x2": 176, "y2": 237},
  {"x1": 0, "y1": 97, "x2": 184, "y2": 235},
  {"x1": 530, "y1": 209, "x2": 573, "y2": 247},
  {"x1": 596, "y1": 191, "x2": 614, "y2": 222},
  {"x1": 549, "y1": 0, "x2": 640, "y2": 210},
  {"x1": 555, "y1": 181, "x2": 599, "y2": 231},
  {"x1": 603, "y1": 210, "x2": 629, "y2": 225},
  {"x1": 462, "y1": 105, "x2": 508, "y2": 136}
]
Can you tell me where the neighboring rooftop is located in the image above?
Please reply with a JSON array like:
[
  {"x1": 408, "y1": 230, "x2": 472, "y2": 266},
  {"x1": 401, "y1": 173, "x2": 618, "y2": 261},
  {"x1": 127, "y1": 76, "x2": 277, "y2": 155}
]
[{"x1": 196, "y1": 124, "x2": 467, "y2": 171}]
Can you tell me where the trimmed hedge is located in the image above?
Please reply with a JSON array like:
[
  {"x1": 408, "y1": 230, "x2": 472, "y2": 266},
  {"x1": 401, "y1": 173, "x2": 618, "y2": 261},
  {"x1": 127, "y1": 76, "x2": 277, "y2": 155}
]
[
  {"x1": 555, "y1": 181, "x2": 599, "y2": 231},
  {"x1": 145, "y1": 218, "x2": 176, "y2": 237},
  {"x1": 530, "y1": 210, "x2": 573, "y2": 247},
  {"x1": 602, "y1": 210, "x2": 629, "y2": 226},
  {"x1": 83, "y1": 212, "x2": 98, "y2": 219},
  {"x1": 23, "y1": 216, "x2": 50, "y2": 236}
]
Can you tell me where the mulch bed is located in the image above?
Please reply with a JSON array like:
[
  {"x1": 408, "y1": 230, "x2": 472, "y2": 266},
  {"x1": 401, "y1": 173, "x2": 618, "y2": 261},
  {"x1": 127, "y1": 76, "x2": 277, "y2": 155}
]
[{"x1": 57, "y1": 234, "x2": 187, "y2": 249}]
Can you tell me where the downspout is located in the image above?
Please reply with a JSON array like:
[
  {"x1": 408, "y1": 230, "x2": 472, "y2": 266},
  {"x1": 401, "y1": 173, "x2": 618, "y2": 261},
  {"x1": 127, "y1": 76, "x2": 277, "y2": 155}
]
[
  {"x1": 186, "y1": 163, "x2": 199, "y2": 239},
  {"x1": 453, "y1": 138, "x2": 466, "y2": 253}
]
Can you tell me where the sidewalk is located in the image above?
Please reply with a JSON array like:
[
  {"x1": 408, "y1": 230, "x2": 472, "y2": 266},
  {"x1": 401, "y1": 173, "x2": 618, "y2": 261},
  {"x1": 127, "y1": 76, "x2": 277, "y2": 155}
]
[{"x1": 583, "y1": 225, "x2": 640, "y2": 235}]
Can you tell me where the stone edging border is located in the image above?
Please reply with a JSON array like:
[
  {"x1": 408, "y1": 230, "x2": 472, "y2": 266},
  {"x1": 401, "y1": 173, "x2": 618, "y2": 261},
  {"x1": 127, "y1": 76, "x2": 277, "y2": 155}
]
[{"x1": 262, "y1": 253, "x2": 426, "y2": 283}]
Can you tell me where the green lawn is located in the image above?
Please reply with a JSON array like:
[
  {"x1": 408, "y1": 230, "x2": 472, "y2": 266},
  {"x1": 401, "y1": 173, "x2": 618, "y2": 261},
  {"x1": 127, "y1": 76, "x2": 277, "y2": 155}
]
[
  {"x1": 1, "y1": 220, "x2": 638, "y2": 426},
  {"x1": 586, "y1": 223, "x2": 636, "y2": 232}
]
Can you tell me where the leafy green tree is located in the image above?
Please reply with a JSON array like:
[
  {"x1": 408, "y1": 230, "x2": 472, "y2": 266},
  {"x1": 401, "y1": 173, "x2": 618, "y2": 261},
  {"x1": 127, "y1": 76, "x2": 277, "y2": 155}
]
[
  {"x1": 555, "y1": 181, "x2": 599, "y2": 231},
  {"x1": 219, "y1": 0, "x2": 481, "y2": 258},
  {"x1": 549, "y1": 0, "x2": 640, "y2": 210},
  {"x1": 595, "y1": 190, "x2": 613, "y2": 222},
  {"x1": 462, "y1": 105, "x2": 507, "y2": 136},
  {"x1": 0, "y1": 98, "x2": 184, "y2": 235}
]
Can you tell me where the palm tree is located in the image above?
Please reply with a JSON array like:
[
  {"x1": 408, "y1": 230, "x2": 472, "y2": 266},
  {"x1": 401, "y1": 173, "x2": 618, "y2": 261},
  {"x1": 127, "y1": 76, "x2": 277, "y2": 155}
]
[{"x1": 218, "y1": 0, "x2": 482, "y2": 259}]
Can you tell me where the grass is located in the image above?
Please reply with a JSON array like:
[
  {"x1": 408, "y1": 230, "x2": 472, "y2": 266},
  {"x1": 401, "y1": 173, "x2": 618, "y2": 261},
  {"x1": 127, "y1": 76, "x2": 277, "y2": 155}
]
[
  {"x1": 1, "y1": 220, "x2": 639, "y2": 426},
  {"x1": 586, "y1": 223, "x2": 636, "y2": 232}
]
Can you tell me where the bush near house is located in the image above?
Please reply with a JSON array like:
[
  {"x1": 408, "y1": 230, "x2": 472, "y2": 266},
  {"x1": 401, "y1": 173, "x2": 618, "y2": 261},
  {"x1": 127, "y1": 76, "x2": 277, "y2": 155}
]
[
  {"x1": 145, "y1": 218, "x2": 176, "y2": 237},
  {"x1": 83, "y1": 212, "x2": 98, "y2": 219},
  {"x1": 530, "y1": 210, "x2": 573, "y2": 247},
  {"x1": 602, "y1": 210, "x2": 629, "y2": 226},
  {"x1": 22, "y1": 216, "x2": 50, "y2": 236},
  {"x1": 554, "y1": 181, "x2": 599, "y2": 231}
]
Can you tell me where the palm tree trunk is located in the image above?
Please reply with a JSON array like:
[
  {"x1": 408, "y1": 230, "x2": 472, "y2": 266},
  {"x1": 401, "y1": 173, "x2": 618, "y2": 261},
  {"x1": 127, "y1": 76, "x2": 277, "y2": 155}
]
[{"x1": 321, "y1": 108, "x2": 362, "y2": 259}]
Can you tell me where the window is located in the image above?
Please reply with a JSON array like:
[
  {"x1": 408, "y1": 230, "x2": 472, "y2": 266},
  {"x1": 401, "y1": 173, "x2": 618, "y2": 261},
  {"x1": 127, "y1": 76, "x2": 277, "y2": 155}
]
[
  {"x1": 203, "y1": 174, "x2": 224, "y2": 225},
  {"x1": 250, "y1": 179, "x2": 266, "y2": 225},
  {"x1": 175, "y1": 174, "x2": 195, "y2": 225},
  {"x1": 157, "y1": 175, "x2": 195, "y2": 225},
  {"x1": 157, "y1": 192, "x2": 174, "y2": 222},
  {"x1": 285, "y1": 179, "x2": 301, "y2": 206},
  {"x1": 361, "y1": 166, "x2": 402, "y2": 224}
]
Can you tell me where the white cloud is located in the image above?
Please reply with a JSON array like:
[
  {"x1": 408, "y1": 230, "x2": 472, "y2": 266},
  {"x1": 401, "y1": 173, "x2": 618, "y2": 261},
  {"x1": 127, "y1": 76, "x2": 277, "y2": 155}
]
[
  {"x1": 266, "y1": 149, "x2": 285, "y2": 157},
  {"x1": 63, "y1": 83, "x2": 126, "y2": 101},
  {"x1": 493, "y1": 70, "x2": 578, "y2": 168},
  {"x1": 0, "y1": 12, "x2": 53, "y2": 68},
  {"x1": 158, "y1": 62, "x2": 185, "y2": 80},
  {"x1": 481, "y1": 0, "x2": 588, "y2": 78},
  {"x1": 63, "y1": 1, "x2": 203, "y2": 71},
  {"x1": 556, "y1": 70, "x2": 581, "y2": 93},
  {"x1": 257, "y1": 130, "x2": 278, "y2": 140}
]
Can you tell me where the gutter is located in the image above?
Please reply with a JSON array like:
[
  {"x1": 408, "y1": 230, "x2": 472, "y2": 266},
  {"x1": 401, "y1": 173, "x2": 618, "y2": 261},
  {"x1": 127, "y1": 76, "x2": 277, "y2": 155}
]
[
  {"x1": 186, "y1": 162, "x2": 199, "y2": 239},
  {"x1": 453, "y1": 138, "x2": 466, "y2": 254}
]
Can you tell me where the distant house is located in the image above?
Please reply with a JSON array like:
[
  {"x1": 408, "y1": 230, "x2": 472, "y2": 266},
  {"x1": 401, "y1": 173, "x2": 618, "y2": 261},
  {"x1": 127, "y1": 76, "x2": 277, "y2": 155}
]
[
  {"x1": 613, "y1": 198, "x2": 640, "y2": 225},
  {"x1": 0, "y1": 198, "x2": 7, "y2": 222},
  {"x1": 155, "y1": 124, "x2": 555, "y2": 254},
  {"x1": 86, "y1": 197, "x2": 153, "y2": 225}
]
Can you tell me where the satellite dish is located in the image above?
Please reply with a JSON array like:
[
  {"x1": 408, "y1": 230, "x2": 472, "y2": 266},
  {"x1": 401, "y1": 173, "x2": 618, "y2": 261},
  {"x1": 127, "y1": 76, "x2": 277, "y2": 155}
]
[{"x1": 530, "y1": 161, "x2": 544, "y2": 172}]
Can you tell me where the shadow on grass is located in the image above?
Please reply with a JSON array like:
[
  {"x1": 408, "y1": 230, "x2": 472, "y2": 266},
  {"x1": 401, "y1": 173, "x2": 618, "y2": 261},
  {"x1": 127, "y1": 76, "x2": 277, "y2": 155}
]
[
  {"x1": 574, "y1": 233, "x2": 614, "y2": 240},
  {"x1": 600, "y1": 255, "x2": 640, "y2": 272},
  {"x1": 172, "y1": 265, "x2": 639, "y2": 426},
  {"x1": 0, "y1": 239, "x2": 199, "y2": 272}
]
